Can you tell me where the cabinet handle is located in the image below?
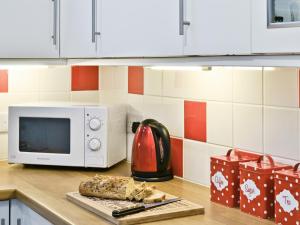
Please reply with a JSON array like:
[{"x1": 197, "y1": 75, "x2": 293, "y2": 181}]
[
  {"x1": 52, "y1": 0, "x2": 58, "y2": 46},
  {"x1": 17, "y1": 218, "x2": 21, "y2": 225},
  {"x1": 92, "y1": 0, "x2": 100, "y2": 43},
  {"x1": 1, "y1": 218, "x2": 5, "y2": 225},
  {"x1": 179, "y1": 0, "x2": 190, "y2": 35}
]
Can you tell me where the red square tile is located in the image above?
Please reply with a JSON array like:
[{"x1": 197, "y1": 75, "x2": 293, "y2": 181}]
[
  {"x1": 184, "y1": 101, "x2": 206, "y2": 142},
  {"x1": 71, "y1": 66, "x2": 99, "y2": 91},
  {"x1": 171, "y1": 137, "x2": 183, "y2": 177},
  {"x1": 128, "y1": 66, "x2": 144, "y2": 95},
  {"x1": 0, "y1": 70, "x2": 8, "y2": 93}
]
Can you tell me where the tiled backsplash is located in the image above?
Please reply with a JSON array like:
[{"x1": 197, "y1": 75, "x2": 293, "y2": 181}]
[{"x1": 0, "y1": 65, "x2": 299, "y2": 187}]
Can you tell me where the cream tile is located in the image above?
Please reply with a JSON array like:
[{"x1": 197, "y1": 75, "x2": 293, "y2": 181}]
[
  {"x1": 7, "y1": 93, "x2": 39, "y2": 107},
  {"x1": 264, "y1": 68, "x2": 299, "y2": 107},
  {"x1": 39, "y1": 66, "x2": 71, "y2": 92},
  {"x1": 0, "y1": 133, "x2": 8, "y2": 160},
  {"x1": 39, "y1": 92, "x2": 71, "y2": 102},
  {"x1": 162, "y1": 70, "x2": 205, "y2": 100},
  {"x1": 71, "y1": 91, "x2": 99, "y2": 103},
  {"x1": 142, "y1": 95, "x2": 163, "y2": 122},
  {"x1": 202, "y1": 67, "x2": 233, "y2": 102},
  {"x1": 183, "y1": 140, "x2": 228, "y2": 186},
  {"x1": 264, "y1": 107, "x2": 299, "y2": 159},
  {"x1": 100, "y1": 66, "x2": 128, "y2": 91},
  {"x1": 233, "y1": 69, "x2": 263, "y2": 104},
  {"x1": 144, "y1": 68, "x2": 162, "y2": 96},
  {"x1": 99, "y1": 90, "x2": 127, "y2": 104},
  {"x1": 126, "y1": 133, "x2": 135, "y2": 162},
  {"x1": 127, "y1": 94, "x2": 144, "y2": 113},
  {"x1": 160, "y1": 98, "x2": 184, "y2": 138},
  {"x1": 8, "y1": 68, "x2": 40, "y2": 93},
  {"x1": 207, "y1": 102, "x2": 233, "y2": 147},
  {"x1": 233, "y1": 104, "x2": 263, "y2": 153}
]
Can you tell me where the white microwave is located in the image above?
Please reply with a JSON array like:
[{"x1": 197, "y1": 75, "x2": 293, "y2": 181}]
[{"x1": 8, "y1": 103, "x2": 127, "y2": 168}]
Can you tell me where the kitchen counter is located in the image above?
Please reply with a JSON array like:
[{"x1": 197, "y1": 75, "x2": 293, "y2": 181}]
[{"x1": 0, "y1": 161, "x2": 274, "y2": 225}]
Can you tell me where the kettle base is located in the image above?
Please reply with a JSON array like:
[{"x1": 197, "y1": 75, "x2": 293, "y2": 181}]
[{"x1": 132, "y1": 174, "x2": 173, "y2": 182}]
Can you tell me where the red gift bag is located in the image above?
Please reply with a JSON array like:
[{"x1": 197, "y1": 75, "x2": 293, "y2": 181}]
[
  {"x1": 239, "y1": 155, "x2": 292, "y2": 219},
  {"x1": 275, "y1": 163, "x2": 300, "y2": 225},
  {"x1": 210, "y1": 149, "x2": 258, "y2": 208}
]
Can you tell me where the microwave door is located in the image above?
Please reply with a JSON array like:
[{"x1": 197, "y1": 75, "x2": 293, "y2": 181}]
[
  {"x1": 19, "y1": 117, "x2": 71, "y2": 155},
  {"x1": 9, "y1": 106, "x2": 85, "y2": 167}
]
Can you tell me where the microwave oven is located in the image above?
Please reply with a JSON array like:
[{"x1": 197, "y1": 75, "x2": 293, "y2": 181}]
[{"x1": 8, "y1": 103, "x2": 127, "y2": 168}]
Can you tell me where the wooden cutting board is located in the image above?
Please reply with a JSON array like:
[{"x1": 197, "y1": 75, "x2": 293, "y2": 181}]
[{"x1": 66, "y1": 192, "x2": 204, "y2": 225}]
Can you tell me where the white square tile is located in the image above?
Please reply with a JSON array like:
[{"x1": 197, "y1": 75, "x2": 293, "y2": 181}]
[
  {"x1": 183, "y1": 140, "x2": 211, "y2": 186},
  {"x1": 127, "y1": 94, "x2": 144, "y2": 114},
  {"x1": 0, "y1": 133, "x2": 8, "y2": 160},
  {"x1": 233, "y1": 104, "x2": 263, "y2": 153},
  {"x1": 39, "y1": 66, "x2": 71, "y2": 92},
  {"x1": 100, "y1": 66, "x2": 128, "y2": 91},
  {"x1": 39, "y1": 92, "x2": 71, "y2": 102},
  {"x1": 142, "y1": 95, "x2": 163, "y2": 122},
  {"x1": 233, "y1": 69, "x2": 263, "y2": 104},
  {"x1": 8, "y1": 68, "x2": 40, "y2": 93},
  {"x1": 144, "y1": 68, "x2": 163, "y2": 96},
  {"x1": 264, "y1": 68, "x2": 299, "y2": 107},
  {"x1": 264, "y1": 107, "x2": 299, "y2": 159},
  {"x1": 202, "y1": 67, "x2": 233, "y2": 102},
  {"x1": 7, "y1": 93, "x2": 39, "y2": 106},
  {"x1": 126, "y1": 133, "x2": 135, "y2": 162},
  {"x1": 71, "y1": 91, "x2": 99, "y2": 103},
  {"x1": 160, "y1": 97, "x2": 184, "y2": 138},
  {"x1": 207, "y1": 102, "x2": 233, "y2": 147},
  {"x1": 162, "y1": 70, "x2": 206, "y2": 99},
  {"x1": 183, "y1": 140, "x2": 228, "y2": 186}
]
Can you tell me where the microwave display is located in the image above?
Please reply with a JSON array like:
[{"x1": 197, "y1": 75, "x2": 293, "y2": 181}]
[{"x1": 19, "y1": 117, "x2": 71, "y2": 154}]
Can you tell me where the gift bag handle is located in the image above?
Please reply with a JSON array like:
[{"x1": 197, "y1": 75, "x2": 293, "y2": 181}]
[
  {"x1": 293, "y1": 163, "x2": 300, "y2": 172},
  {"x1": 226, "y1": 149, "x2": 241, "y2": 159},
  {"x1": 257, "y1": 155, "x2": 275, "y2": 166}
]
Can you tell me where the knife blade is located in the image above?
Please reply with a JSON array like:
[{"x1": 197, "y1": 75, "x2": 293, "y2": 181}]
[{"x1": 112, "y1": 198, "x2": 181, "y2": 218}]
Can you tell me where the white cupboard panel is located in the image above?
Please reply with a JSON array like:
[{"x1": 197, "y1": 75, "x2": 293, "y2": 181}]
[
  {"x1": 99, "y1": 0, "x2": 183, "y2": 57},
  {"x1": 11, "y1": 199, "x2": 52, "y2": 225},
  {"x1": 60, "y1": 0, "x2": 98, "y2": 57},
  {"x1": 0, "y1": 0, "x2": 59, "y2": 58},
  {"x1": 252, "y1": 0, "x2": 300, "y2": 53},
  {"x1": 185, "y1": 0, "x2": 251, "y2": 55},
  {"x1": 0, "y1": 201, "x2": 9, "y2": 225}
]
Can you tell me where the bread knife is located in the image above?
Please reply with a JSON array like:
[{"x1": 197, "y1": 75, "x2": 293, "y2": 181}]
[{"x1": 112, "y1": 198, "x2": 181, "y2": 218}]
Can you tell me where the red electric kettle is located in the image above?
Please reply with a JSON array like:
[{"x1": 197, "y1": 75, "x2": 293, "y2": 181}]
[{"x1": 131, "y1": 119, "x2": 173, "y2": 182}]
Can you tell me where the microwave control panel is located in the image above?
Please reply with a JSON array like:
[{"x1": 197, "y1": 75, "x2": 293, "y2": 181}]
[{"x1": 84, "y1": 107, "x2": 107, "y2": 167}]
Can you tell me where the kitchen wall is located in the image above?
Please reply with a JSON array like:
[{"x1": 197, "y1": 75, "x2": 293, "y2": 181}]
[{"x1": 0, "y1": 65, "x2": 299, "y2": 187}]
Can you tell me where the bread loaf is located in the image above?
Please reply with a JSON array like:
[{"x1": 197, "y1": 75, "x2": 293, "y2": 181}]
[{"x1": 79, "y1": 175, "x2": 165, "y2": 203}]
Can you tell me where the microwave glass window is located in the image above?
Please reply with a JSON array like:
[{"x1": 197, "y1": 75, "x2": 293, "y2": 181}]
[
  {"x1": 19, "y1": 117, "x2": 71, "y2": 154},
  {"x1": 270, "y1": 0, "x2": 300, "y2": 23}
]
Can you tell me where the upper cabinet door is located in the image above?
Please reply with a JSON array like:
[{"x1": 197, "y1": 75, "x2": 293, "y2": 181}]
[
  {"x1": 99, "y1": 0, "x2": 183, "y2": 57},
  {"x1": 0, "y1": 0, "x2": 59, "y2": 58},
  {"x1": 60, "y1": 0, "x2": 99, "y2": 57},
  {"x1": 252, "y1": 0, "x2": 300, "y2": 53},
  {"x1": 184, "y1": 0, "x2": 251, "y2": 55}
]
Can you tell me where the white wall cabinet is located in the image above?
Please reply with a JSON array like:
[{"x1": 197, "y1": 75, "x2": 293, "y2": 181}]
[
  {"x1": 0, "y1": 201, "x2": 9, "y2": 225},
  {"x1": 184, "y1": 0, "x2": 251, "y2": 55},
  {"x1": 0, "y1": 0, "x2": 59, "y2": 58},
  {"x1": 252, "y1": 0, "x2": 300, "y2": 53},
  {"x1": 10, "y1": 199, "x2": 52, "y2": 225},
  {"x1": 60, "y1": 0, "x2": 99, "y2": 57},
  {"x1": 99, "y1": 0, "x2": 184, "y2": 57}
]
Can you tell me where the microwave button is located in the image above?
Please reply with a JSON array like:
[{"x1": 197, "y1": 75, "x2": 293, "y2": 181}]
[
  {"x1": 89, "y1": 118, "x2": 101, "y2": 131},
  {"x1": 88, "y1": 138, "x2": 101, "y2": 151}
]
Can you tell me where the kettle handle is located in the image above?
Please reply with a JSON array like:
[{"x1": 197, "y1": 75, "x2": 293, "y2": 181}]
[{"x1": 150, "y1": 122, "x2": 171, "y2": 173}]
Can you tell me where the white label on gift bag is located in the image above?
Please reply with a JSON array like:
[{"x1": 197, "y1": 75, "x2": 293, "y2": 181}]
[
  {"x1": 212, "y1": 171, "x2": 228, "y2": 191},
  {"x1": 276, "y1": 189, "x2": 299, "y2": 213},
  {"x1": 241, "y1": 179, "x2": 260, "y2": 201}
]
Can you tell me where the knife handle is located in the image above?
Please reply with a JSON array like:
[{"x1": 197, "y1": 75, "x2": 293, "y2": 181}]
[{"x1": 112, "y1": 205, "x2": 146, "y2": 218}]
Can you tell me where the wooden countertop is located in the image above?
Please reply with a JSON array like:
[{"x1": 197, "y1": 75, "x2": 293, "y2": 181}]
[{"x1": 0, "y1": 161, "x2": 274, "y2": 225}]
